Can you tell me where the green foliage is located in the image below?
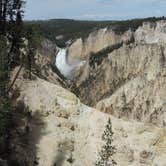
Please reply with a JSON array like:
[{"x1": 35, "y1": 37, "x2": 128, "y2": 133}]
[
  {"x1": 96, "y1": 118, "x2": 116, "y2": 166},
  {"x1": 22, "y1": 25, "x2": 42, "y2": 78},
  {"x1": 0, "y1": 36, "x2": 9, "y2": 96},
  {"x1": 24, "y1": 19, "x2": 114, "y2": 47},
  {"x1": 109, "y1": 16, "x2": 166, "y2": 34},
  {"x1": 0, "y1": 35, "x2": 10, "y2": 154},
  {"x1": 23, "y1": 23, "x2": 42, "y2": 47},
  {"x1": 0, "y1": 0, "x2": 25, "y2": 158},
  {"x1": 89, "y1": 42, "x2": 123, "y2": 68},
  {"x1": 24, "y1": 17, "x2": 166, "y2": 47},
  {"x1": 0, "y1": 98, "x2": 10, "y2": 141},
  {"x1": 7, "y1": 0, "x2": 25, "y2": 68}
]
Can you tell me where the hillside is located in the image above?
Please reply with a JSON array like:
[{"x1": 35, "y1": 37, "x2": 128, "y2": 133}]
[
  {"x1": 1, "y1": 17, "x2": 166, "y2": 166},
  {"x1": 9, "y1": 67, "x2": 166, "y2": 166},
  {"x1": 24, "y1": 17, "x2": 166, "y2": 47}
]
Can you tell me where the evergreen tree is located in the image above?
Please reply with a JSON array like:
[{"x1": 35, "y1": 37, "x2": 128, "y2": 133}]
[
  {"x1": 96, "y1": 118, "x2": 116, "y2": 166},
  {"x1": 0, "y1": 0, "x2": 25, "y2": 66},
  {"x1": 0, "y1": 36, "x2": 8, "y2": 95},
  {"x1": 25, "y1": 26, "x2": 39, "y2": 79},
  {"x1": 0, "y1": 35, "x2": 10, "y2": 156},
  {"x1": 0, "y1": 0, "x2": 25, "y2": 159},
  {"x1": 8, "y1": 0, "x2": 25, "y2": 68}
]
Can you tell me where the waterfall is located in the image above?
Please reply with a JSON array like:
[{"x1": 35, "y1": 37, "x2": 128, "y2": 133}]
[{"x1": 55, "y1": 48, "x2": 85, "y2": 79}]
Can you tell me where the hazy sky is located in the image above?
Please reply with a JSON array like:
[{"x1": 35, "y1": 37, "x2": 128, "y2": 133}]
[{"x1": 25, "y1": 0, "x2": 166, "y2": 20}]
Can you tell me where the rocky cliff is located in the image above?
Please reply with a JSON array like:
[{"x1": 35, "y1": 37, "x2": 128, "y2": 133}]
[
  {"x1": 8, "y1": 20, "x2": 166, "y2": 166},
  {"x1": 9, "y1": 67, "x2": 166, "y2": 166},
  {"x1": 68, "y1": 20, "x2": 166, "y2": 60},
  {"x1": 69, "y1": 21, "x2": 166, "y2": 128},
  {"x1": 68, "y1": 28, "x2": 133, "y2": 61}
]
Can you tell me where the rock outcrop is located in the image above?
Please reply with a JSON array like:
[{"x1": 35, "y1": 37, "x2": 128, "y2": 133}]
[
  {"x1": 68, "y1": 20, "x2": 166, "y2": 61},
  {"x1": 33, "y1": 39, "x2": 69, "y2": 87},
  {"x1": 68, "y1": 28, "x2": 133, "y2": 61},
  {"x1": 7, "y1": 19, "x2": 166, "y2": 166},
  {"x1": 10, "y1": 68, "x2": 107, "y2": 166},
  {"x1": 9, "y1": 68, "x2": 166, "y2": 166},
  {"x1": 135, "y1": 20, "x2": 166, "y2": 44},
  {"x1": 69, "y1": 21, "x2": 166, "y2": 128}
]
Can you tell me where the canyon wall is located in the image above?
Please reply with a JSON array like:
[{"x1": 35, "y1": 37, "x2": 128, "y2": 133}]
[
  {"x1": 68, "y1": 28, "x2": 133, "y2": 61},
  {"x1": 70, "y1": 20, "x2": 166, "y2": 127},
  {"x1": 9, "y1": 68, "x2": 166, "y2": 166},
  {"x1": 8, "y1": 20, "x2": 166, "y2": 166},
  {"x1": 68, "y1": 20, "x2": 166, "y2": 60}
]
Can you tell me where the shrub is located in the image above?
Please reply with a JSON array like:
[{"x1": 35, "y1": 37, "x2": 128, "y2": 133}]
[{"x1": 96, "y1": 118, "x2": 116, "y2": 166}]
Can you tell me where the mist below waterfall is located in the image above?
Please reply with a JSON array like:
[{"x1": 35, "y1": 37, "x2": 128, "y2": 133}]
[{"x1": 55, "y1": 48, "x2": 85, "y2": 79}]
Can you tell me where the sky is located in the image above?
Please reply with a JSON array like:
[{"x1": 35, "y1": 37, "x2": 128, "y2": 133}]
[{"x1": 25, "y1": 0, "x2": 166, "y2": 20}]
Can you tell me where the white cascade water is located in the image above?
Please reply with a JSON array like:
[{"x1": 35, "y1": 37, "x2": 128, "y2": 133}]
[
  {"x1": 55, "y1": 49, "x2": 72, "y2": 78},
  {"x1": 55, "y1": 48, "x2": 85, "y2": 79}
]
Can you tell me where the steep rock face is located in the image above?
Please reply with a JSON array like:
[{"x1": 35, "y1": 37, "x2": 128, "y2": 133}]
[
  {"x1": 10, "y1": 69, "x2": 107, "y2": 166},
  {"x1": 39, "y1": 39, "x2": 58, "y2": 61},
  {"x1": 68, "y1": 28, "x2": 133, "y2": 61},
  {"x1": 8, "y1": 20, "x2": 166, "y2": 166},
  {"x1": 10, "y1": 69, "x2": 166, "y2": 166},
  {"x1": 34, "y1": 39, "x2": 69, "y2": 87},
  {"x1": 76, "y1": 43, "x2": 166, "y2": 126},
  {"x1": 68, "y1": 20, "x2": 166, "y2": 62},
  {"x1": 97, "y1": 75, "x2": 166, "y2": 127},
  {"x1": 135, "y1": 20, "x2": 166, "y2": 44},
  {"x1": 70, "y1": 21, "x2": 166, "y2": 127}
]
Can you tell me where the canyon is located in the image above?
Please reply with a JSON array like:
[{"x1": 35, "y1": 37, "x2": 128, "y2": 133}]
[{"x1": 10, "y1": 20, "x2": 166, "y2": 166}]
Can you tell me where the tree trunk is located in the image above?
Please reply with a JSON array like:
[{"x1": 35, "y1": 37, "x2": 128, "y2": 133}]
[{"x1": 2, "y1": 0, "x2": 8, "y2": 33}]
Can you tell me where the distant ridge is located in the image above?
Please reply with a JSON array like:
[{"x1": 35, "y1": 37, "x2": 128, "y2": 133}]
[{"x1": 24, "y1": 16, "x2": 166, "y2": 47}]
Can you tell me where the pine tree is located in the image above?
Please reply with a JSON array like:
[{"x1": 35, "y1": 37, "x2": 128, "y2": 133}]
[
  {"x1": 8, "y1": 0, "x2": 25, "y2": 68},
  {"x1": 96, "y1": 118, "x2": 116, "y2": 166},
  {"x1": 0, "y1": 0, "x2": 25, "y2": 66},
  {"x1": 22, "y1": 24, "x2": 42, "y2": 79},
  {"x1": 0, "y1": 0, "x2": 25, "y2": 158},
  {"x1": 25, "y1": 26, "x2": 37, "y2": 79},
  {"x1": 0, "y1": 35, "x2": 10, "y2": 155},
  {"x1": 0, "y1": 36, "x2": 8, "y2": 95},
  {"x1": 0, "y1": 0, "x2": 7, "y2": 33}
]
